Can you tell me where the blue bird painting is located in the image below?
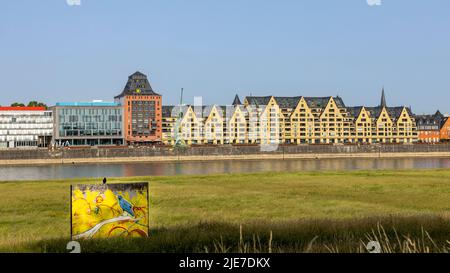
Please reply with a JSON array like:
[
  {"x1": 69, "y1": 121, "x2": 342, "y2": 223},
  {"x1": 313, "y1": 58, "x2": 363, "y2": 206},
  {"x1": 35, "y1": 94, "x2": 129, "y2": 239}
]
[{"x1": 117, "y1": 195, "x2": 135, "y2": 217}]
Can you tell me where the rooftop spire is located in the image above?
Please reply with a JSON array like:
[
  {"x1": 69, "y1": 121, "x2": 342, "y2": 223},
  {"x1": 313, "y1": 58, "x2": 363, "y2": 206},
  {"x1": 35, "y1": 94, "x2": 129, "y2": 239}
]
[
  {"x1": 232, "y1": 94, "x2": 242, "y2": 105},
  {"x1": 380, "y1": 86, "x2": 387, "y2": 108}
]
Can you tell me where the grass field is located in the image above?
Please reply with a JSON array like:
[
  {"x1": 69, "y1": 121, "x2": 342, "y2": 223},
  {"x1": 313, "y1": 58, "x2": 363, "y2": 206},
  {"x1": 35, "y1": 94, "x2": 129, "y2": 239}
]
[{"x1": 1, "y1": 169, "x2": 450, "y2": 252}]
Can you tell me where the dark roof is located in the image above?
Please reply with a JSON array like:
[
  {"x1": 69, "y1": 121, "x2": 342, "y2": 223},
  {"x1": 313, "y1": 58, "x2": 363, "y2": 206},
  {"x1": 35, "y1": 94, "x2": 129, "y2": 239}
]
[
  {"x1": 218, "y1": 105, "x2": 247, "y2": 118},
  {"x1": 304, "y1": 96, "x2": 346, "y2": 108},
  {"x1": 443, "y1": 117, "x2": 450, "y2": 128},
  {"x1": 245, "y1": 96, "x2": 272, "y2": 106},
  {"x1": 365, "y1": 106, "x2": 414, "y2": 120},
  {"x1": 163, "y1": 105, "x2": 226, "y2": 119},
  {"x1": 347, "y1": 106, "x2": 364, "y2": 118},
  {"x1": 416, "y1": 115, "x2": 442, "y2": 126},
  {"x1": 162, "y1": 105, "x2": 192, "y2": 118},
  {"x1": 415, "y1": 110, "x2": 445, "y2": 127},
  {"x1": 244, "y1": 95, "x2": 345, "y2": 109},
  {"x1": 365, "y1": 107, "x2": 383, "y2": 119},
  {"x1": 386, "y1": 107, "x2": 410, "y2": 119},
  {"x1": 388, "y1": 107, "x2": 402, "y2": 118},
  {"x1": 115, "y1": 71, "x2": 161, "y2": 99},
  {"x1": 162, "y1": 105, "x2": 175, "y2": 118},
  {"x1": 274, "y1": 96, "x2": 302, "y2": 109},
  {"x1": 232, "y1": 94, "x2": 242, "y2": 105}
]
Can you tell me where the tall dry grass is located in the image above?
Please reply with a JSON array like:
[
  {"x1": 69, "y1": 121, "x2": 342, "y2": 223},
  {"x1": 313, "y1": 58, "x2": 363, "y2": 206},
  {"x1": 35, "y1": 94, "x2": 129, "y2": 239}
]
[{"x1": 17, "y1": 215, "x2": 450, "y2": 253}]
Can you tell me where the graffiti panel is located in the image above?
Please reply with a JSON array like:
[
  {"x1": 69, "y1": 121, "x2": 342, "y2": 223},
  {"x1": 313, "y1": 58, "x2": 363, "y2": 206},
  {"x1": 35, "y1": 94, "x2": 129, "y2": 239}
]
[{"x1": 71, "y1": 182, "x2": 149, "y2": 239}]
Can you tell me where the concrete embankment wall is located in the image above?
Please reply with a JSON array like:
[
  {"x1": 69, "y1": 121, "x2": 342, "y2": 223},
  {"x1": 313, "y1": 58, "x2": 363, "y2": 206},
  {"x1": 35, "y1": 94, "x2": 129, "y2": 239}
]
[{"x1": 1, "y1": 144, "x2": 450, "y2": 165}]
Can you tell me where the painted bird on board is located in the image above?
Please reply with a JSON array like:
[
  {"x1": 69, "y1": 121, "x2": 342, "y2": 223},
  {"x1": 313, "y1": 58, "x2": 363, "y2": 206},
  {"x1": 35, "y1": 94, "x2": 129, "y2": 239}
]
[{"x1": 117, "y1": 195, "x2": 135, "y2": 217}]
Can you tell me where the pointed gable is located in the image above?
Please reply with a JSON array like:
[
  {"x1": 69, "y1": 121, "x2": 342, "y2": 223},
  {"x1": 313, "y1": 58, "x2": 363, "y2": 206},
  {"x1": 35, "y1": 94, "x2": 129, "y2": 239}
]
[{"x1": 232, "y1": 94, "x2": 242, "y2": 106}]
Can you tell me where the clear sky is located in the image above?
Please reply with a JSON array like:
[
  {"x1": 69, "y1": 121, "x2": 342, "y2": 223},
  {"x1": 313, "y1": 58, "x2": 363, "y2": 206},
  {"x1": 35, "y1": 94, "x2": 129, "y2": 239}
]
[{"x1": 1, "y1": 0, "x2": 449, "y2": 114}]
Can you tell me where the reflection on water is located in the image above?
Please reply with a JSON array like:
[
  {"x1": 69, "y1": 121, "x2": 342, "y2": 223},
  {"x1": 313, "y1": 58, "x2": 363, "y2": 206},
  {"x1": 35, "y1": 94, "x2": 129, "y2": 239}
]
[{"x1": 1, "y1": 157, "x2": 450, "y2": 181}]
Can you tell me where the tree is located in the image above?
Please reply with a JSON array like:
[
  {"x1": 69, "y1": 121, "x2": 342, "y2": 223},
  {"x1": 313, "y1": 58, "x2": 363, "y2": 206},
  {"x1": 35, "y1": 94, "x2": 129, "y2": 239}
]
[
  {"x1": 10, "y1": 102, "x2": 25, "y2": 107},
  {"x1": 27, "y1": 101, "x2": 47, "y2": 108}
]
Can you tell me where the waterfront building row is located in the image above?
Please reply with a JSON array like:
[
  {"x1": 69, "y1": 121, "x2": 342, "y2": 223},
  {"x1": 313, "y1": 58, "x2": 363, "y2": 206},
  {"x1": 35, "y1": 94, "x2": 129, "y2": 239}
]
[
  {"x1": 161, "y1": 90, "x2": 418, "y2": 145},
  {"x1": 4, "y1": 71, "x2": 450, "y2": 148}
]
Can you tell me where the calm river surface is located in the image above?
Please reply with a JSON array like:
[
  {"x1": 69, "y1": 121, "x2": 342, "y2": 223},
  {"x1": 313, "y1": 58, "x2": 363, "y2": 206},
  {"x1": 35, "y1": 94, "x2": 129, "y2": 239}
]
[{"x1": 1, "y1": 157, "x2": 450, "y2": 181}]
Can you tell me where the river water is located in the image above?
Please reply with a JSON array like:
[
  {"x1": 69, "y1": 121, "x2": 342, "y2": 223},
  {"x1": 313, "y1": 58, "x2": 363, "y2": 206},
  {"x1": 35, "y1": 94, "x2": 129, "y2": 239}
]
[{"x1": 1, "y1": 157, "x2": 450, "y2": 181}]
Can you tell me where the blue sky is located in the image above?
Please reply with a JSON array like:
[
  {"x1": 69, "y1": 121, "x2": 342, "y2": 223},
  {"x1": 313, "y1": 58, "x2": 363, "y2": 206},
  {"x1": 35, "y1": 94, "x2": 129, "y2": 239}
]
[{"x1": 0, "y1": 0, "x2": 449, "y2": 114}]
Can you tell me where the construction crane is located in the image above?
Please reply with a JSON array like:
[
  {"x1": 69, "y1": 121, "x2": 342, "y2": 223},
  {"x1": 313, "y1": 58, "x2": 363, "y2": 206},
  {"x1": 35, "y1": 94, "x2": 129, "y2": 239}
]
[{"x1": 173, "y1": 88, "x2": 187, "y2": 149}]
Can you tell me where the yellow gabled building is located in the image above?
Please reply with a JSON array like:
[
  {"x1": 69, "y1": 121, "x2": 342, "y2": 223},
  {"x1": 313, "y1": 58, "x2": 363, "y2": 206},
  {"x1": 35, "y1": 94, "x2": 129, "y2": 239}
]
[
  {"x1": 161, "y1": 89, "x2": 417, "y2": 146},
  {"x1": 274, "y1": 97, "x2": 303, "y2": 144},
  {"x1": 223, "y1": 104, "x2": 248, "y2": 144},
  {"x1": 202, "y1": 105, "x2": 224, "y2": 144},
  {"x1": 244, "y1": 96, "x2": 283, "y2": 145},
  {"x1": 161, "y1": 105, "x2": 203, "y2": 145},
  {"x1": 162, "y1": 105, "x2": 177, "y2": 145},
  {"x1": 366, "y1": 107, "x2": 394, "y2": 143},
  {"x1": 308, "y1": 96, "x2": 351, "y2": 144},
  {"x1": 364, "y1": 89, "x2": 417, "y2": 144},
  {"x1": 389, "y1": 107, "x2": 416, "y2": 143},
  {"x1": 348, "y1": 106, "x2": 373, "y2": 143},
  {"x1": 288, "y1": 97, "x2": 315, "y2": 144}
]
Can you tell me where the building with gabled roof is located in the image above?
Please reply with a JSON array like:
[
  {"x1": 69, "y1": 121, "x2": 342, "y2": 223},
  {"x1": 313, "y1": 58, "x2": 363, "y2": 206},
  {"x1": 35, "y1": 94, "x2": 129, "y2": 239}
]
[
  {"x1": 416, "y1": 110, "x2": 444, "y2": 143},
  {"x1": 160, "y1": 88, "x2": 419, "y2": 146}
]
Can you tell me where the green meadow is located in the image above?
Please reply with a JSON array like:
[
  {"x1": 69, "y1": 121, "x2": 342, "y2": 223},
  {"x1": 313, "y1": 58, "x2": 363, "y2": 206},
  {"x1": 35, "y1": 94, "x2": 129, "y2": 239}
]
[{"x1": 1, "y1": 169, "x2": 450, "y2": 252}]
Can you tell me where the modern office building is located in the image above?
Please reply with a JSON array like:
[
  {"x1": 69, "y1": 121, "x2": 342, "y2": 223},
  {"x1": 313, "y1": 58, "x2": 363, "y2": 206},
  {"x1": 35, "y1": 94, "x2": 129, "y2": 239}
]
[
  {"x1": 115, "y1": 71, "x2": 162, "y2": 145},
  {"x1": 0, "y1": 106, "x2": 53, "y2": 148},
  {"x1": 52, "y1": 101, "x2": 124, "y2": 146}
]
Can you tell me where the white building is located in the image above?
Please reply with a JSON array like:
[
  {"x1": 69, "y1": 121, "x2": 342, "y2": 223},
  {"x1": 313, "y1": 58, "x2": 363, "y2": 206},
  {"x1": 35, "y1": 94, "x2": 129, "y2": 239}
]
[{"x1": 0, "y1": 107, "x2": 53, "y2": 148}]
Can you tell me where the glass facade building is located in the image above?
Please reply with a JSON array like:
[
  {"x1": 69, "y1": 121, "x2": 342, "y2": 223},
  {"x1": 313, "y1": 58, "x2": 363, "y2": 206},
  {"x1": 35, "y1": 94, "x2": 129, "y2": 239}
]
[{"x1": 52, "y1": 102, "x2": 124, "y2": 146}]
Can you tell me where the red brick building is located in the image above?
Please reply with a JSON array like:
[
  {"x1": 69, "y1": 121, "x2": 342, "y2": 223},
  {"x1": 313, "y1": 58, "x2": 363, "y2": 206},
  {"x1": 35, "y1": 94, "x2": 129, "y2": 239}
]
[{"x1": 114, "y1": 72, "x2": 162, "y2": 145}]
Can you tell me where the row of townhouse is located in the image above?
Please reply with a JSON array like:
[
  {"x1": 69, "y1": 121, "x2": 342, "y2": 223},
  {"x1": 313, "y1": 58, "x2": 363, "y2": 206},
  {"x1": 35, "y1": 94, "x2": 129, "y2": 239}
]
[
  {"x1": 161, "y1": 90, "x2": 418, "y2": 146},
  {"x1": 416, "y1": 111, "x2": 450, "y2": 143}
]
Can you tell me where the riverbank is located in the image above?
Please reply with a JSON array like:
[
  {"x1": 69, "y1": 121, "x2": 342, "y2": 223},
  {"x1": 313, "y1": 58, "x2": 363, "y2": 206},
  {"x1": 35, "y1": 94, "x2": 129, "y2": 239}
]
[
  {"x1": 2, "y1": 151, "x2": 450, "y2": 166},
  {"x1": 1, "y1": 169, "x2": 450, "y2": 252}
]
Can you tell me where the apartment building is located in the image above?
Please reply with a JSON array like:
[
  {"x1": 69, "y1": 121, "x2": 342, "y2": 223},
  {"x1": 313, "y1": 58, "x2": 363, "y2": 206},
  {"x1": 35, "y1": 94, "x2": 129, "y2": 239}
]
[
  {"x1": 415, "y1": 111, "x2": 444, "y2": 143},
  {"x1": 161, "y1": 89, "x2": 418, "y2": 145}
]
